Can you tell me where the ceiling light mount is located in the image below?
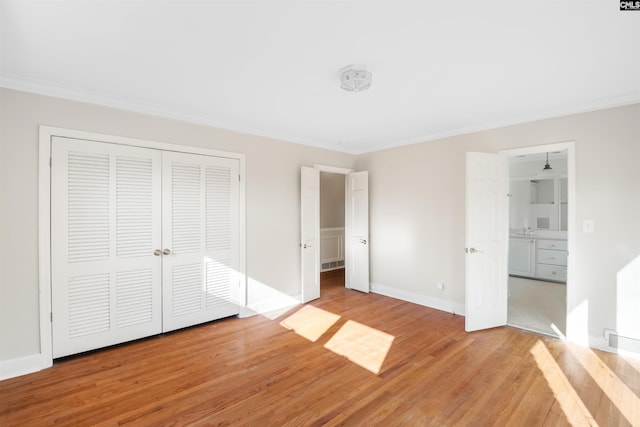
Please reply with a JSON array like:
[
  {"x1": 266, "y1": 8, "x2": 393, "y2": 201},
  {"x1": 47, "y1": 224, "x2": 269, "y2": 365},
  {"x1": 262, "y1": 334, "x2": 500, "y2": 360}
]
[{"x1": 340, "y1": 65, "x2": 372, "y2": 92}]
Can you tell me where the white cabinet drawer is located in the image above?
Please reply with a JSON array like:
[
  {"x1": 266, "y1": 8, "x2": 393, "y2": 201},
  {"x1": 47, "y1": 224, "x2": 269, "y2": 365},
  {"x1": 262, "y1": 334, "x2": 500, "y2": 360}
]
[
  {"x1": 537, "y1": 239, "x2": 567, "y2": 250},
  {"x1": 536, "y1": 263, "x2": 567, "y2": 282},
  {"x1": 537, "y1": 249, "x2": 567, "y2": 266}
]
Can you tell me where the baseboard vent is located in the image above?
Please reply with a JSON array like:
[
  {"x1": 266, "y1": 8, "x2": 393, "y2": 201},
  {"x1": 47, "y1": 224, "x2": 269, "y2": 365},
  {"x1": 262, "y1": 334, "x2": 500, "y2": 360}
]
[
  {"x1": 605, "y1": 330, "x2": 640, "y2": 354},
  {"x1": 321, "y1": 260, "x2": 344, "y2": 271}
]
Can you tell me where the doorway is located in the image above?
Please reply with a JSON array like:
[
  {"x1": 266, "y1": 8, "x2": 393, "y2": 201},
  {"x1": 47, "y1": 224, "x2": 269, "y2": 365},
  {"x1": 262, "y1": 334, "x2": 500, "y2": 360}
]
[
  {"x1": 464, "y1": 142, "x2": 574, "y2": 336},
  {"x1": 300, "y1": 165, "x2": 369, "y2": 303},
  {"x1": 319, "y1": 172, "x2": 346, "y2": 296},
  {"x1": 501, "y1": 143, "x2": 575, "y2": 338},
  {"x1": 506, "y1": 150, "x2": 568, "y2": 337}
]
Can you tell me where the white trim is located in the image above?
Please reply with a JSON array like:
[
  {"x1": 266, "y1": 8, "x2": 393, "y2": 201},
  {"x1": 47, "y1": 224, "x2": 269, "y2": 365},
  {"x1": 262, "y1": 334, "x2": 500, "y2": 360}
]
[
  {"x1": 588, "y1": 334, "x2": 610, "y2": 353},
  {"x1": 37, "y1": 125, "x2": 247, "y2": 375},
  {"x1": 0, "y1": 75, "x2": 345, "y2": 154},
  {"x1": 241, "y1": 294, "x2": 301, "y2": 318},
  {"x1": 371, "y1": 283, "x2": 466, "y2": 316},
  {"x1": 40, "y1": 126, "x2": 243, "y2": 160},
  {"x1": 4, "y1": 75, "x2": 640, "y2": 156},
  {"x1": 499, "y1": 141, "x2": 572, "y2": 158},
  {"x1": 0, "y1": 354, "x2": 49, "y2": 381},
  {"x1": 238, "y1": 156, "x2": 247, "y2": 307},
  {"x1": 38, "y1": 131, "x2": 54, "y2": 368},
  {"x1": 313, "y1": 164, "x2": 353, "y2": 174}
]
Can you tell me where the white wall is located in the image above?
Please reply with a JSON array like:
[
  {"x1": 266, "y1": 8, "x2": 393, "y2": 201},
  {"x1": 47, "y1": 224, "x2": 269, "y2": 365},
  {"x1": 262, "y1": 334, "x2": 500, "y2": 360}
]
[
  {"x1": 355, "y1": 102, "x2": 640, "y2": 344},
  {"x1": 0, "y1": 88, "x2": 354, "y2": 365},
  {"x1": 320, "y1": 172, "x2": 345, "y2": 228},
  {"x1": 3, "y1": 86, "x2": 640, "y2": 375}
]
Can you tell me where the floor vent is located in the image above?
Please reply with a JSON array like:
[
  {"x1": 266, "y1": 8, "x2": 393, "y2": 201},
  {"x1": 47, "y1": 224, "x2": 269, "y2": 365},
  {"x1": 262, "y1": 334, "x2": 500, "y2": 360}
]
[{"x1": 605, "y1": 330, "x2": 640, "y2": 354}]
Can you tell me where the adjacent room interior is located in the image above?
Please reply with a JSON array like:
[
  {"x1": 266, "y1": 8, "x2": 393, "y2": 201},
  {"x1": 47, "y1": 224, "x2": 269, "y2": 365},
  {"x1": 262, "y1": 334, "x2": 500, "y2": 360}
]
[
  {"x1": 319, "y1": 171, "x2": 346, "y2": 296},
  {"x1": 507, "y1": 150, "x2": 568, "y2": 337}
]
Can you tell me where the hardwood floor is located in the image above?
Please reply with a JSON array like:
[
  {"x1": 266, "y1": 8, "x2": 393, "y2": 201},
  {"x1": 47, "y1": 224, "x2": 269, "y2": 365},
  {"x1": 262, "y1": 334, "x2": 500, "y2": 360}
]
[{"x1": 2, "y1": 269, "x2": 639, "y2": 426}]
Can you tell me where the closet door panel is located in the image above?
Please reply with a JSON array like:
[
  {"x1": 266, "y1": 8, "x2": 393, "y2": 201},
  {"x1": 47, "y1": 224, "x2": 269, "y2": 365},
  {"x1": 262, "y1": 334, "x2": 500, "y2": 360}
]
[
  {"x1": 51, "y1": 137, "x2": 162, "y2": 358},
  {"x1": 162, "y1": 152, "x2": 240, "y2": 332}
]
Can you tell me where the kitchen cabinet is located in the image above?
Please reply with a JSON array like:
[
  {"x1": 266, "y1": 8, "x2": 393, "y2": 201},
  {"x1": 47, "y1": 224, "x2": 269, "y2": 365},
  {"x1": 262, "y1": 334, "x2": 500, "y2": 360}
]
[
  {"x1": 535, "y1": 239, "x2": 568, "y2": 282},
  {"x1": 508, "y1": 238, "x2": 536, "y2": 277},
  {"x1": 508, "y1": 237, "x2": 567, "y2": 283}
]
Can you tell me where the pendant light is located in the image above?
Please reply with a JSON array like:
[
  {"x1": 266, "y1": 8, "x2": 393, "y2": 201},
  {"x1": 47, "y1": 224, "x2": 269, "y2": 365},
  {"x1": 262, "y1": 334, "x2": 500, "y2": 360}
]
[
  {"x1": 535, "y1": 152, "x2": 554, "y2": 179},
  {"x1": 542, "y1": 152, "x2": 552, "y2": 172}
]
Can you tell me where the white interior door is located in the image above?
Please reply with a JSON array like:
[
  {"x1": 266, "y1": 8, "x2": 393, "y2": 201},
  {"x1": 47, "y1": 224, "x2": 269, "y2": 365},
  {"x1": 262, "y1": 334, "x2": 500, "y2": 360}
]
[
  {"x1": 300, "y1": 167, "x2": 320, "y2": 303},
  {"x1": 346, "y1": 171, "x2": 369, "y2": 293},
  {"x1": 465, "y1": 152, "x2": 508, "y2": 332},
  {"x1": 51, "y1": 137, "x2": 163, "y2": 358},
  {"x1": 162, "y1": 152, "x2": 241, "y2": 332}
]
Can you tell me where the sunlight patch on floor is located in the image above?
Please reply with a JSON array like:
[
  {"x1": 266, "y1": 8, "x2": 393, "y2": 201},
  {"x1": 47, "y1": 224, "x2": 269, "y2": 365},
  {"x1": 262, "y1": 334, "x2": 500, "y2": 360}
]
[
  {"x1": 324, "y1": 320, "x2": 394, "y2": 374},
  {"x1": 279, "y1": 305, "x2": 341, "y2": 342},
  {"x1": 530, "y1": 340, "x2": 597, "y2": 426},
  {"x1": 565, "y1": 343, "x2": 640, "y2": 426}
]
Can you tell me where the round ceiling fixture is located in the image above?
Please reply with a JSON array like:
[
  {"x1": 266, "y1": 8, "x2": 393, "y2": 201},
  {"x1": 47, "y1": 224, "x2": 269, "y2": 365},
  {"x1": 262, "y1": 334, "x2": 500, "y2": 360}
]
[{"x1": 340, "y1": 65, "x2": 372, "y2": 92}]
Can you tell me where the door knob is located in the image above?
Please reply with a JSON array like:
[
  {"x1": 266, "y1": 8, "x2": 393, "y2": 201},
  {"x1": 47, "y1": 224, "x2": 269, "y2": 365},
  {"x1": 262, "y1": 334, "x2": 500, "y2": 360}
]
[
  {"x1": 153, "y1": 249, "x2": 162, "y2": 256},
  {"x1": 162, "y1": 249, "x2": 172, "y2": 255}
]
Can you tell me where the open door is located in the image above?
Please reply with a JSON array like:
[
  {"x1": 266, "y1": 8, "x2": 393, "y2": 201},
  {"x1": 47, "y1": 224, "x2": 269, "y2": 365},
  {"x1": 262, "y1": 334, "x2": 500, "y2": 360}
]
[
  {"x1": 346, "y1": 171, "x2": 369, "y2": 293},
  {"x1": 465, "y1": 152, "x2": 508, "y2": 331},
  {"x1": 301, "y1": 167, "x2": 320, "y2": 303}
]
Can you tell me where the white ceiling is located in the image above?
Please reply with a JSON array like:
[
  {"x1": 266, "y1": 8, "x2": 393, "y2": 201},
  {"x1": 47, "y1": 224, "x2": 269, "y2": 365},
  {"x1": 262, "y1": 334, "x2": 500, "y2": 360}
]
[{"x1": 2, "y1": 1, "x2": 639, "y2": 154}]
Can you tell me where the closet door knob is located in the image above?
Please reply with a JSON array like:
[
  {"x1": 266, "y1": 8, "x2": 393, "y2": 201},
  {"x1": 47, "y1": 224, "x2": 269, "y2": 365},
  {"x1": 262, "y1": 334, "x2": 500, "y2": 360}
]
[
  {"x1": 163, "y1": 249, "x2": 172, "y2": 255},
  {"x1": 153, "y1": 249, "x2": 162, "y2": 256}
]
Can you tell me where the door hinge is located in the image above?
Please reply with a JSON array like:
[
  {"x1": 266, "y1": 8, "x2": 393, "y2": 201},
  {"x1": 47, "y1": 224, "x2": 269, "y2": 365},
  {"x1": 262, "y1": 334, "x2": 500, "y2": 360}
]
[
  {"x1": 50, "y1": 312, "x2": 53, "y2": 322},
  {"x1": 238, "y1": 174, "x2": 241, "y2": 182},
  {"x1": 49, "y1": 158, "x2": 52, "y2": 167}
]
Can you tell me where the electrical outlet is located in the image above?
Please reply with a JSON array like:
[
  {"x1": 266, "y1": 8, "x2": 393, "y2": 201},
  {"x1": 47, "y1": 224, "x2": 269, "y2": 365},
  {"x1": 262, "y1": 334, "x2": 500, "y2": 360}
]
[
  {"x1": 583, "y1": 219, "x2": 595, "y2": 233},
  {"x1": 436, "y1": 282, "x2": 445, "y2": 291}
]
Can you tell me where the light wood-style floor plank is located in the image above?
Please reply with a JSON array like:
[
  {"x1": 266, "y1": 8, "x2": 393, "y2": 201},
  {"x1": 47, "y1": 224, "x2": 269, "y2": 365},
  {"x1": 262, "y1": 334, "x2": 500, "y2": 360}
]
[{"x1": 2, "y1": 269, "x2": 639, "y2": 426}]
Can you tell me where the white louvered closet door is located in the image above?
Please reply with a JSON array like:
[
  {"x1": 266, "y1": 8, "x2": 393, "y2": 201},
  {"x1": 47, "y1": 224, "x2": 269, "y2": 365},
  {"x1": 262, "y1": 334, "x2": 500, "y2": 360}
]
[
  {"x1": 51, "y1": 137, "x2": 163, "y2": 358},
  {"x1": 161, "y1": 152, "x2": 240, "y2": 332}
]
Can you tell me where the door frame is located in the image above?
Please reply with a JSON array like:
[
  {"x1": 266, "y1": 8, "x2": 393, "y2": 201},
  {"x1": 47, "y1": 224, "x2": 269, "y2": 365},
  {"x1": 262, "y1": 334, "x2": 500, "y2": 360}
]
[
  {"x1": 306, "y1": 164, "x2": 353, "y2": 296},
  {"x1": 499, "y1": 141, "x2": 576, "y2": 340},
  {"x1": 38, "y1": 125, "x2": 247, "y2": 367}
]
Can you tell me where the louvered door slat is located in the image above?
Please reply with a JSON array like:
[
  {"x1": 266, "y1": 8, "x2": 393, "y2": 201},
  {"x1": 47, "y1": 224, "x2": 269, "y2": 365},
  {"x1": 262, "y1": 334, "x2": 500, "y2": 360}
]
[
  {"x1": 51, "y1": 137, "x2": 162, "y2": 358},
  {"x1": 116, "y1": 156, "x2": 154, "y2": 258},
  {"x1": 52, "y1": 136, "x2": 242, "y2": 356},
  {"x1": 67, "y1": 152, "x2": 111, "y2": 263},
  {"x1": 162, "y1": 152, "x2": 240, "y2": 332}
]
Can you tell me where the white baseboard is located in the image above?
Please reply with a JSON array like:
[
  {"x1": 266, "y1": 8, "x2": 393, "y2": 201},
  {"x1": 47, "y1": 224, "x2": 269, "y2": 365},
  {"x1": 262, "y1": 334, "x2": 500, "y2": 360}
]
[
  {"x1": 0, "y1": 353, "x2": 50, "y2": 381},
  {"x1": 371, "y1": 283, "x2": 466, "y2": 316},
  {"x1": 240, "y1": 294, "x2": 301, "y2": 319}
]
